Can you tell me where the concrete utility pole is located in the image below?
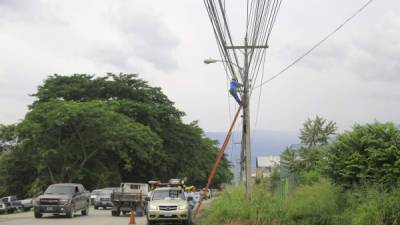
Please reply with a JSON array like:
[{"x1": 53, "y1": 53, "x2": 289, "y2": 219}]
[
  {"x1": 226, "y1": 36, "x2": 266, "y2": 198},
  {"x1": 203, "y1": 0, "x2": 280, "y2": 199},
  {"x1": 242, "y1": 37, "x2": 252, "y2": 199}
]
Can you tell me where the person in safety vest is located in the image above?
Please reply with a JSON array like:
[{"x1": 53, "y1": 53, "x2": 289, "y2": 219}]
[{"x1": 229, "y1": 77, "x2": 242, "y2": 105}]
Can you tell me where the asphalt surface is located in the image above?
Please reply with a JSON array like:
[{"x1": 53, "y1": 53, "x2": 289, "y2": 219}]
[{"x1": 0, "y1": 207, "x2": 147, "y2": 225}]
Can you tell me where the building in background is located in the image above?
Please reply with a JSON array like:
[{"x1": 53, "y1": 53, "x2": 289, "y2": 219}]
[{"x1": 256, "y1": 155, "x2": 280, "y2": 178}]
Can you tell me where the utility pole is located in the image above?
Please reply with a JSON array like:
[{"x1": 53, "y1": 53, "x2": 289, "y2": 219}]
[
  {"x1": 203, "y1": 0, "x2": 280, "y2": 200},
  {"x1": 242, "y1": 36, "x2": 252, "y2": 199},
  {"x1": 226, "y1": 37, "x2": 268, "y2": 198},
  {"x1": 229, "y1": 36, "x2": 252, "y2": 198}
]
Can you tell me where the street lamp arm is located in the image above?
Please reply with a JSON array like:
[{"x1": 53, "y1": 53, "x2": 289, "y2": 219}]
[{"x1": 203, "y1": 58, "x2": 243, "y2": 71}]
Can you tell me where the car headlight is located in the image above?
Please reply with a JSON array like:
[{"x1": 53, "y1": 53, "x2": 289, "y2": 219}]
[
  {"x1": 178, "y1": 204, "x2": 188, "y2": 210},
  {"x1": 59, "y1": 199, "x2": 70, "y2": 205},
  {"x1": 148, "y1": 204, "x2": 158, "y2": 210}
]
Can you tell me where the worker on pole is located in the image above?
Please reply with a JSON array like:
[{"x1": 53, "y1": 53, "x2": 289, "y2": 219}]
[{"x1": 229, "y1": 76, "x2": 242, "y2": 105}]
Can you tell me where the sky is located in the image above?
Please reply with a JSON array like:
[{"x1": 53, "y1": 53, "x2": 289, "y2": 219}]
[{"x1": 0, "y1": 0, "x2": 399, "y2": 134}]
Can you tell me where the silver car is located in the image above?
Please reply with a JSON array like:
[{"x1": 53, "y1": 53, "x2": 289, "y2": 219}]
[
  {"x1": 90, "y1": 189, "x2": 102, "y2": 205},
  {"x1": 94, "y1": 189, "x2": 113, "y2": 210}
]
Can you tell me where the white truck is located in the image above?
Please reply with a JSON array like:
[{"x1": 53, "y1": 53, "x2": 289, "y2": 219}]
[{"x1": 110, "y1": 183, "x2": 148, "y2": 217}]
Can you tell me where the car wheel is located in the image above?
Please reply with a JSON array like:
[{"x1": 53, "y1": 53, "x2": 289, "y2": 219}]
[
  {"x1": 94, "y1": 206, "x2": 99, "y2": 210},
  {"x1": 182, "y1": 219, "x2": 191, "y2": 225},
  {"x1": 7, "y1": 209, "x2": 15, "y2": 214},
  {"x1": 147, "y1": 220, "x2": 157, "y2": 225},
  {"x1": 34, "y1": 212, "x2": 42, "y2": 218},
  {"x1": 66, "y1": 208, "x2": 74, "y2": 218}
]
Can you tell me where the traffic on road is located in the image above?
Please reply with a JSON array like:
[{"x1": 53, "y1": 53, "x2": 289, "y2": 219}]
[{"x1": 0, "y1": 179, "x2": 218, "y2": 225}]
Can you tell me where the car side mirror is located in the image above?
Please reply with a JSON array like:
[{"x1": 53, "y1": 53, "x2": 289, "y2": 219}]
[
  {"x1": 145, "y1": 197, "x2": 150, "y2": 201},
  {"x1": 187, "y1": 196, "x2": 193, "y2": 201}
]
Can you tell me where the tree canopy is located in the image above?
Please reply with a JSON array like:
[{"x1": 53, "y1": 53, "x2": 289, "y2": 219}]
[
  {"x1": 281, "y1": 116, "x2": 337, "y2": 174},
  {"x1": 300, "y1": 115, "x2": 337, "y2": 148},
  {"x1": 324, "y1": 122, "x2": 400, "y2": 189},
  {"x1": 0, "y1": 73, "x2": 232, "y2": 197}
]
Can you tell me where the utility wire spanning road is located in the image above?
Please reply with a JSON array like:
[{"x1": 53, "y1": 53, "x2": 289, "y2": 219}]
[{"x1": 0, "y1": 207, "x2": 147, "y2": 225}]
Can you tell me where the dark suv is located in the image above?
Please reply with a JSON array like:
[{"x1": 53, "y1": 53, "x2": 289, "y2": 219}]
[{"x1": 33, "y1": 183, "x2": 90, "y2": 218}]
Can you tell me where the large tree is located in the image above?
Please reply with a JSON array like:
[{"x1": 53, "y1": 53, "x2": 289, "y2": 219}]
[{"x1": 0, "y1": 74, "x2": 232, "y2": 197}]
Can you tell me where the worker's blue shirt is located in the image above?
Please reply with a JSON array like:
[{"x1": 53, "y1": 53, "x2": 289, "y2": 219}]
[{"x1": 230, "y1": 80, "x2": 239, "y2": 91}]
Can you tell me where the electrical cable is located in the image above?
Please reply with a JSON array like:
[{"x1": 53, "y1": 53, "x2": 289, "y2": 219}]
[{"x1": 253, "y1": 0, "x2": 375, "y2": 89}]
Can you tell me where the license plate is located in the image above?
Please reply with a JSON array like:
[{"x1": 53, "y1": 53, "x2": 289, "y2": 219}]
[
  {"x1": 164, "y1": 212, "x2": 172, "y2": 217},
  {"x1": 46, "y1": 207, "x2": 53, "y2": 211}
]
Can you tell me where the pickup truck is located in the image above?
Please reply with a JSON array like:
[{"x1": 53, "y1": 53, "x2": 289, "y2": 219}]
[
  {"x1": 146, "y1": 187, "x2": 193, "y2": 225},
  {"x1": 33, "y1": 183, "x2": 90, "y2": 218},
  {"x1": 94, "y1": 189, "x2": 113, "y2": 210},
  {"x1": 111, "y1": 183, "x2": 148, "y2": 216},
  {"x1": 1, "y1": 196, "x2": 21, "y2": 213}
]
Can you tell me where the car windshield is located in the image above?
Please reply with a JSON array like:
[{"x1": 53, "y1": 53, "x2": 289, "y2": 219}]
[
  {"x1": 152, "y1": 189, "x2": 185, "y2": 200},
  {"x1": 100, "y1": 189, "x2": 113, "y2": 195},
  {"x1": 92, "y1": 190, "x2": 101, "y2": 195},
  {"x1": 45, "y1": 185, "x2": 75, "y2": 195}
]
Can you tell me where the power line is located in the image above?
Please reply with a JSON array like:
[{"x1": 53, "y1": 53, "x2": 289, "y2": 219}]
[
  {"x1": 203, "y1": 0, "x2": 282, "y2": 197},
  {"x1": 253, "y1": 0, "x2": 374, "y2": 89}
]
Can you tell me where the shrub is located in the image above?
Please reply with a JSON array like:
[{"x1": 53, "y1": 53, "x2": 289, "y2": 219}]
[{"x1": 283, "y1": 180, "x2": 341, "y2": 225}]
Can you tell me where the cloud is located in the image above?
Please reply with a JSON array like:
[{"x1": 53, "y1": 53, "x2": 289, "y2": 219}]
[
  {"x1": 277, "y1": 6, "x2": 400, "y2": 83},
  {"x1": 108, "y1": 4, "x2": 180, "y2": 72},
  {"x1": 0, "y1": 1, "x2": 180, "y2": 73}
]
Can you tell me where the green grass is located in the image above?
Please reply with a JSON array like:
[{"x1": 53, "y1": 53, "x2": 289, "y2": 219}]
[{"x1": 199, "y1": 181, "x2": 400, "y2": 225}]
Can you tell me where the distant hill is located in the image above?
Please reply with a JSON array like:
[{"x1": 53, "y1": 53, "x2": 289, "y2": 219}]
[{"x1": 206, "y1": 130, "x2": 299, "y2": 180}]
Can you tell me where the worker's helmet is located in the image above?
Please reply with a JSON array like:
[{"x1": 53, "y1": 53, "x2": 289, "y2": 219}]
[{"x1": 232, "y1": 77, "x2": 238, "y2": 81}]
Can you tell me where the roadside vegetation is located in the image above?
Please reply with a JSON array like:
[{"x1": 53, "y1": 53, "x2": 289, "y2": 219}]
[
  {"x1": 200, "y1": 117, "x2": 400, "y2": 225},
  {"x1": 0, "y1": 74, "x2": 233, "y2": 198}
]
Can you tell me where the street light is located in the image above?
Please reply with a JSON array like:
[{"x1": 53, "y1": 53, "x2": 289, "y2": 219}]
[
  {"x1": 203, "y1": 58, "x2": 244, "y2": 77},
  {"x1": 203, "y1": 58, "x2": 219, "y2": 64}
]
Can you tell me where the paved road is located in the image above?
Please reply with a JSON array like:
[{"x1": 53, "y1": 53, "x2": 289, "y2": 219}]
[{"x1": 0, "y1": 207, "x2": 147, "y2": 225}]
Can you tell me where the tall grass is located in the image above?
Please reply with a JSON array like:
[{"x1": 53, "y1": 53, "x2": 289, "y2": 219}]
[
  {"x1": 199, "y1": 181, "x2": 400, "y2": 225},
  {"x1": 349, "y1": 188, "x2": 400, "y2": 225},
  {"x1": 282, "y1": 180, "x2": 340, "y2": 225}
]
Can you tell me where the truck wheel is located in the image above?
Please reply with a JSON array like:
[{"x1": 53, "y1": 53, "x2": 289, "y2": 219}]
[
  {"x1": 82, "y1": 206, "x2": 89, "y2": 216},
  {"x1": 111, "y1": 210, "x2": 120, "y2": 216},
  {"x1": 34, "y1": 212, "x2": 42, "y2": 218}
]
